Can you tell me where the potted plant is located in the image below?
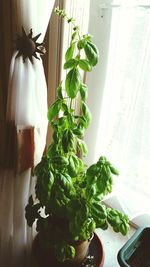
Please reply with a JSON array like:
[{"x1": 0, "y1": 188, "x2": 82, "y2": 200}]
[
  {"x1": 25, "y1": 7, "x2": 130, "y2": 267},
  {"x1": 118, "y1": 226, "x2": 150, "y2": 267}
]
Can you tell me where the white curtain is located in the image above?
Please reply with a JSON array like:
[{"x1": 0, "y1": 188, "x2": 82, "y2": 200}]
[
  {"x1": 0, "y1": 1, "x2": 55, "y2": 267},
  {"x1": 85, "y1": 0, "x2": 150, "y2": 224}
]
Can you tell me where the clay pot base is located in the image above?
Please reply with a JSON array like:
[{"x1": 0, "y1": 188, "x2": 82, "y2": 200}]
[{"x1": 32, "y1": 233, "x2": 104, "y2": 267}]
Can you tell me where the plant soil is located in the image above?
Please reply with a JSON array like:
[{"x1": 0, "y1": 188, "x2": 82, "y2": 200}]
[{"x1": 127, "y1": 234, "x2": 150, "y2": 267}]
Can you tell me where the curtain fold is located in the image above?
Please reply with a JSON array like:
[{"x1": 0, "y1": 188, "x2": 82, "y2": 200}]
[
  {"x1": 0, "y1": 0, "x2": 91, "y2": 266},
  {"x1": 0, "y1": 1, "x2": 55, "y2": 267},
  {"x1": 46, "y1": 0, "x2": 65, "y2": 144},
  {"x1": 0, "y1": 1, "x2": 14, "y2": 168}
]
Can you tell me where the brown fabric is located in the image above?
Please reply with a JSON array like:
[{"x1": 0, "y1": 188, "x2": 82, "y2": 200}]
[
  {"x1": 16, "y1": 127, "x2": 34, "y2": 174},
  {"x1": 0, "y1": 1, "x2": 15, "y2": 169}
]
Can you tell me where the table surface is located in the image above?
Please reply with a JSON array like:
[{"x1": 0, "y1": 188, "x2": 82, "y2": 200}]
[{"x1": 95, "y1": 226, "x2": 135, "y2": 267}]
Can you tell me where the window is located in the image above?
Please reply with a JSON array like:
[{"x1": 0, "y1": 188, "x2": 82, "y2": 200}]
[{"x1": 85, "y1": 0, "x2": 150, "y2": 226}]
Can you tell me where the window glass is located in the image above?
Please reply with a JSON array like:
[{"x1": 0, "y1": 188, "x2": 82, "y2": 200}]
[{"x1": 85, "y1": 0, "x2": 150, "y2": 222}]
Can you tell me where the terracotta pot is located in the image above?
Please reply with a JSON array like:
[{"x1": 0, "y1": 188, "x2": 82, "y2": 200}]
[
  {"x1": 32, "y1": 232, "x2": 104, "y2": 267},
  {"x1": 68, "y1": 235, "x2": 93, "y2": 265},
  {"x1": 94, "y1": 232, "x2": 105, "y2": 267}
]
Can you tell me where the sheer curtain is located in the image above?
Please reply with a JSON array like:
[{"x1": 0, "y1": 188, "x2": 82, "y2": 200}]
[
  {"x1": 85, "y1": 0, "x2": 150, "y2": 225},
  {"x1": 0, "y1": 1, "x2": 55, "y2": 267}
]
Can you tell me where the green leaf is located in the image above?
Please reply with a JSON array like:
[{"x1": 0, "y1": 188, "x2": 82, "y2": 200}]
[
  {"x1": 68, "y1": 154, "x2": 81, "y2": 177},
  {"x1": 51, "y1": 156, "x2": 69, "y2": 166},
  {"x1": 84, "y1": 41, "x2": 99, "y2": 66},
  {"x1": 83, "y1": 34, "x2": 93, "y2": 42},
  {"x1": 86, "y1": 218, "x2": 96, "y2": 233},
  {"x1": 86, "y1": 164, "x2": 99, "y2": 177},
  {"x1": 96, "y1": 165, "x2": 113, "y2": 196},
  {"x1": 35, "y1": 171, "x2": 54, "y2": 205},
  {"x1": 25, "y1": 199, "x2": 41, "y2": 227},
  {"x1": 79, "y1": 59, "x2": 92, "y2": 72},
  {"x1": 81, "y1": 101, "x2": 92, "y2": 128},
  {"x1": 72, "y1": 31, "x2": 78, "y2": 41},
  {"x1": 86, "y1": 175, "x2": 97, "y2": 188},
  {"x1": 98, "y1": 157, "x2": 119, "y2": 176},
  {"x1": 108, "y1": 164, "x2": 119, "y2": 176},
  {"x1": 78, "y1": 116, "x2": 86, "y2": 129},
  {"x1": 91, "y1": 203, "x2": 107, "y2": 220},
  {"x1": 107, "y1": 208, "x2": 129, "y2": 236},
  {"x1": 68, "y1": 155, "x2": 79, "y2": 177},
  {"x1": 69, "y1": 209, "x2": 94, "y2": 241},
  {"x1": 68, "y1": 155, "x2": 77, "y2": 177},
  {"x1": 62, "y1": 130, "x2": 75, "y2": 153},
  {"x1": 60, "y1": 173, "x2": 72, "y2": 189},
  {"x1": 98, "y1": 220, "x2": 108, "y2": 230},
  {"x1": 77, "y1": 138, "x2": 88, "y2": 156},
  {"x1": 58, "y1": 117, "x2": 68, "y2": 129},
  {"x1": 120, "y1": 222, "x2": 129, "y2": 236},
  {"x1": 55, "y1": 243, "x2": 75, "y2": 262},
  {"x1": 65, "y1": 43, "x2": 76, "y2": 61},
  {"x1": 65, "y1": 68, "x2": 81, "y2": 99},
  {"x1": 57, "y1": 83, "x2": 63, "y2": 99},
  {"x1": 62, "y1": 130, "x2": 69, "y2": 153},
  {"x1": 29, "y1": 195, "x2": 33, "y2": 205},
  {"x1": 34, "y1": 157, "x2": 50, "y2": 177},
  {"x1": 77, "y1": 39, "x2": 86, "y2": 50},
  {"x1": 52, "y1": 131, "x2": 59, "y2": 143},
  {"x1": 61, "y1": 102, "x2": 69, "y2": 114},
  {"x1": 59, "y1": 173, "x2": 75, "y2": 197},
  {"x1": 47, "y1": 99, "x2": 62, "y2": 121},
  {"x1": 77, "y1": 157, "x2": 85, "y2": 172},
  {"x1": 50, "y1": 187, "x2": 71, "y2": 216},
  {"x1": 98, "y1": 156, "x2": 107, "y2": 164},
  {"x1": 80, "y1": 83, "x2": 88, "y2": 101},
  {"x1": 64, "y1": 59, "x2": 77, "y2": 69},
  {"x1": 87, "y1": 184, "x2": 97, "y2": 200},
  {"x1": 73, "y1": 126, "x2": 85, "y2": 137},
  {"x1": 47, "y1": 143, "x2": 57, "y2": 158}
]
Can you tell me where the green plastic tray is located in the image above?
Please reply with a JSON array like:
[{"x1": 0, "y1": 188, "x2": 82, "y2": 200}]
[{"x1": 117, "y1": 226, "x2": 150, "y2": 267}]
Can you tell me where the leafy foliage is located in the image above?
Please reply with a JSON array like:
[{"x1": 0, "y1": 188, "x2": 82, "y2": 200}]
[
  {"x1": 65, "y1": 67, "x2": 81, "y2": 98},
  {"x1": 55, "y1": 242, "x2": 75, "y2": 262},
  {"x1": 25, "y1": 7, "x2": 129, "y2": 263}
]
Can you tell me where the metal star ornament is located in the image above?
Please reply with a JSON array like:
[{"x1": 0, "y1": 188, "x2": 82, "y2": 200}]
[{"x1": 15, "y1": 27, "x2": 46, "y2": 64}]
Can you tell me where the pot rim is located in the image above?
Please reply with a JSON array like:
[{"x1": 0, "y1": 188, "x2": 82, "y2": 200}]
[{"x1": 94, "y1": 232, "x2": 105, "y2": 267}]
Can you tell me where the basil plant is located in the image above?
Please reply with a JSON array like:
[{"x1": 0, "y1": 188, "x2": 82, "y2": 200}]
[{"x1": 25, "y1": 8, "x2": 129, "y2": 263}]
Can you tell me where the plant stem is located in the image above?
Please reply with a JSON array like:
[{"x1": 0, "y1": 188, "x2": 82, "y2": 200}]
[{"x1": 70, "y1": 98, "x2": 73, "y2": 110}]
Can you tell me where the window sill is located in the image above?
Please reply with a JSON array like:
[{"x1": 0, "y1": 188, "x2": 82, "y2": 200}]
[{"x1": 95, "y1": 226, "x2": 135, "y2": 267}]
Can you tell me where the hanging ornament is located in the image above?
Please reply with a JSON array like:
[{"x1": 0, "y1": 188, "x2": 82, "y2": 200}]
[{"x1": 15, "y1": 27, "x2": 46, "y2": 63}]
